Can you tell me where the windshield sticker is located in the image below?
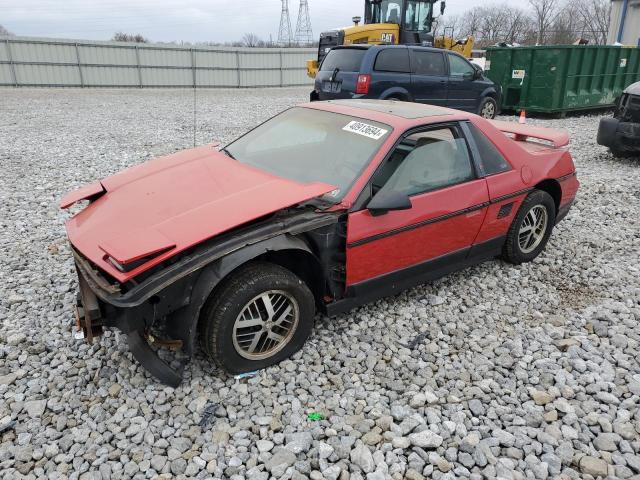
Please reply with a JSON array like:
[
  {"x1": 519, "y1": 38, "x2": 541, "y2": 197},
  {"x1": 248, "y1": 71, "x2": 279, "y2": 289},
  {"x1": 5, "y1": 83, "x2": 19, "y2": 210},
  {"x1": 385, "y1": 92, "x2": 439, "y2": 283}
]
[{"x1": 343, "y1": 121, "x2": 388, "y2": 140}]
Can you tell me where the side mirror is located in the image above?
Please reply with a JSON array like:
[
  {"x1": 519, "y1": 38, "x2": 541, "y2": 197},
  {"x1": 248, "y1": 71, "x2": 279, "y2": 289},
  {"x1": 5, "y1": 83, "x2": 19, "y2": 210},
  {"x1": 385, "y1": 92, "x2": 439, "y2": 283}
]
[
  {"x1": 440, "y1": 1, "x2": 446, "y2": 15},
  {"x1": 367, "y1": 190, "x2": 412, "y2": 216}
]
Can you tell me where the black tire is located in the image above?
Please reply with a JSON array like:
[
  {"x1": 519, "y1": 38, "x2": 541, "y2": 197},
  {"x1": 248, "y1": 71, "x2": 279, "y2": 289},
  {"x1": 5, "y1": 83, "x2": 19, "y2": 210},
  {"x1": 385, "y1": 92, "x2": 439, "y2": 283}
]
[
  {"x1": 502, "y1": 190, "x2": 556, "y2": 264},
  {"x1": 199, "y1": 262, "x2": 315, "y2": 374},
  {"x1": 478, "y1": 97, "x2": 498, "y2": 119},
  {"x1": 610, "y1": 147, "x2": 634, "y2": 159}
]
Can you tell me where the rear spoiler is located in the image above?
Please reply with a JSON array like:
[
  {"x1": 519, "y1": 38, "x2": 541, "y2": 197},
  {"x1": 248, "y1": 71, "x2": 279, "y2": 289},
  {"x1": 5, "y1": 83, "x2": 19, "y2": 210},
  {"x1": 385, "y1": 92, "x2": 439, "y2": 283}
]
[{"x1": 490, "y1": 120, "x2": 570, "y2": 148}]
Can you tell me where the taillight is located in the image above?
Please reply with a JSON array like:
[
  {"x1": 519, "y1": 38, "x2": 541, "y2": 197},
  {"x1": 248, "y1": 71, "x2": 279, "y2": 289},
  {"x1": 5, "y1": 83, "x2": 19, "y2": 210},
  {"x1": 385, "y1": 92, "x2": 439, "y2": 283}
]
[{"x1": 356, "y1": 74, "x2": 371, "y2": 94}]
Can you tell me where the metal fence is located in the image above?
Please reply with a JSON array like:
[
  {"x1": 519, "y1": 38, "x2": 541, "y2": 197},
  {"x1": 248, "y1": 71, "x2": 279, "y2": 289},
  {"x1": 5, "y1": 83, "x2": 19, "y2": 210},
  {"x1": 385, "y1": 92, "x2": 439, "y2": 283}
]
[{"x1": 0, "y1": 36, "x2": 315, "y2": 88}]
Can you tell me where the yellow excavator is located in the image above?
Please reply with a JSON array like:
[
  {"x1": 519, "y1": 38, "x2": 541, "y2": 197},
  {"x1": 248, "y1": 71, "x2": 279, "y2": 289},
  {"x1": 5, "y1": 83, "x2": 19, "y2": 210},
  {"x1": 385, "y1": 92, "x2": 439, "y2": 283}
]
[{"x1": 307, "y1": 0, "x2": 474, "y2": 78}]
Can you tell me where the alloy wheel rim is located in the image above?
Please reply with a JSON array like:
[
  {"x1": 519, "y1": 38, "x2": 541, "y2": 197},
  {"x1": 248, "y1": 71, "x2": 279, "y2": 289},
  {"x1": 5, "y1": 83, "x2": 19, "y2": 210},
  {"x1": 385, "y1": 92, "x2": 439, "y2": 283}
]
[
  {"x1": 518, "y1": 205, "x2": 548, "y2": 254},
  {"x1": 482, "y1": 102, "x2": 495, "y2": 118},
  {"x1": 232, "y1": 290, "x2": 299, "y2": 360}
]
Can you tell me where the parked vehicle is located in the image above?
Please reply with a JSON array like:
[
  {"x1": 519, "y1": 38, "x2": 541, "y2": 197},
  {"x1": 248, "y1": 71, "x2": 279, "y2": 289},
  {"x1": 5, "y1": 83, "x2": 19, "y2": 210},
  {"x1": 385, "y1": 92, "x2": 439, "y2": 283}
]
[
  {"x1": 597, "y1": 81, "x2": 640, "y2": 157},
  {"x1": 62, "y1": 100, "x2": 578, "y2": 386},
  {"x1": 311, "y1": 45, "x2": 501, "y2": 119},
  {"x1": 306, "y1": 0, "x2": 474, "y2": 78}
]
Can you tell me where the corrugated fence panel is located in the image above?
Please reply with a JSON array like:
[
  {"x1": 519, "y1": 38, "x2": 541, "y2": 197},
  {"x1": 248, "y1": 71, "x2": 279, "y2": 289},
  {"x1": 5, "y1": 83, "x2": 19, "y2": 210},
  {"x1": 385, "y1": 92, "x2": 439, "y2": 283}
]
[
  {"x1": 240, "y1": 51, "x2": 281, "y2": 69},
  {"x1": 0, "y1": 41, "x2": 9, "y2": 62},
  {"x1": 15, "y1": 64, "x2": 80, "y2": 85},
  {"x1": 240, "y1": 69, "x2": 280, "y2": 87},
  {"x1": 79, "y1": 45, "x2": 137, "y2": 66},
  {"x1": 0, "y1": 36, "x2": 313, "y2": 88},
  {"x1": 11, "y1": 41, "x2": 77, "y2": 63},
  {"x1": 0, "y1": 64, "x2": 13, "y2": 84},
  {"x1": 195, "y1": 50, "x2": 237, "y2": 69},
  {"x1": 197, "y1": 69, "x2": 238, "y2": 87},
  {"x1": 142, "y1": 67, "x2": 192, "y2": 86},
  {"x1": 82, "y1": 66, "x2": 139, "y2": 86},
  {"x1": 281, "y1": 51, "x2": 312, "y2": 69},
  {"x1": 139, "y1": 47, "x2": 191, "y2": 67},
  {"x1": 282, "y1": 69, "x2": 310, "y2": 86}
]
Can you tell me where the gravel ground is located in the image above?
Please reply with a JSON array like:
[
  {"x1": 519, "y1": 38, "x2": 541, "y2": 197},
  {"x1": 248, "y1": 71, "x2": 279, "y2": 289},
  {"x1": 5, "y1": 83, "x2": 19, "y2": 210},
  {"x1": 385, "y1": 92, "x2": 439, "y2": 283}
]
[{"x1": 0, "y1": 87, "x2": 639, "y2": 480}]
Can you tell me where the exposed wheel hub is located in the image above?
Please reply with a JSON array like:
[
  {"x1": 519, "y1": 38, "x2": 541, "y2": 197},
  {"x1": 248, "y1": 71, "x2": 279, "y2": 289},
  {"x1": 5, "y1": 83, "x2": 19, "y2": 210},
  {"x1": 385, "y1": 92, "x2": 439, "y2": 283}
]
[
  {"x1": 518, "y1": 205, "x2": 548, "y2": 254},
  {"x1": 232, "y1": 290, "x2": 299, "y2": 360}
]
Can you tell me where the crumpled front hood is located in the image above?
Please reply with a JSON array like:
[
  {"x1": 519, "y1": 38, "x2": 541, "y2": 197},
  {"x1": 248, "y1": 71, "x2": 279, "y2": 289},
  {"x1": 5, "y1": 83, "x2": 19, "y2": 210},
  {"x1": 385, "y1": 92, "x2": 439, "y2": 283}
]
[{"x1": 63, "y1": 145, "x2": 335, "y2": 282}]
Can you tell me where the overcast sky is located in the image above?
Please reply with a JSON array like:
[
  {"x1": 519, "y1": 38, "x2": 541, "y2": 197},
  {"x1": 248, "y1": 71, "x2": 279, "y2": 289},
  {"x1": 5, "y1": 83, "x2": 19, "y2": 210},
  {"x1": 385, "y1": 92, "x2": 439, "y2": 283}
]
[{"x1": 2, "y1": 0, "x2": 496, "y2": 43}]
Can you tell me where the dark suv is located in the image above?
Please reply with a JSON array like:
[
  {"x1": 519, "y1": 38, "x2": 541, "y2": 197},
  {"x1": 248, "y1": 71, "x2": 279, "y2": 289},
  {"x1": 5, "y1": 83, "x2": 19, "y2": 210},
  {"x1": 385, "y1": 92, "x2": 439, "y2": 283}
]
[{"x1": 311, "y1": 45, "x2": 502, "y2": 119}]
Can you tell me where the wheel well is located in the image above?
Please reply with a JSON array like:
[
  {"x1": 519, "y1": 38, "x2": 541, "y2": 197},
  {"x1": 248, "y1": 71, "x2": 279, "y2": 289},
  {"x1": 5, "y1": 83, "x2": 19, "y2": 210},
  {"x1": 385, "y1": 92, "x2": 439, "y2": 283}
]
[
  {"x1": 192, "y1": 249, "x2": 325, "y2": 341},
  {"x1": 257, "y1": 249, "x2": 325, "y2": 306},
  {"x1": 535, "y1": 179, "x2": 561, "y2": 213},
  {"x1": 385, "y1": 93, "x2": 408, "y2": 101}
]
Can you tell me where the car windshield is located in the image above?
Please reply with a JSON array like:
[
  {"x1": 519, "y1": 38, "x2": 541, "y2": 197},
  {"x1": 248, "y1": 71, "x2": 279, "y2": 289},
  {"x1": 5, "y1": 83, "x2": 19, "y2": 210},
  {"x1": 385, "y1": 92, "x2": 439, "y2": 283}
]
[{"x1": 224, "y1": 107, "x2": 392, "y2": 202}]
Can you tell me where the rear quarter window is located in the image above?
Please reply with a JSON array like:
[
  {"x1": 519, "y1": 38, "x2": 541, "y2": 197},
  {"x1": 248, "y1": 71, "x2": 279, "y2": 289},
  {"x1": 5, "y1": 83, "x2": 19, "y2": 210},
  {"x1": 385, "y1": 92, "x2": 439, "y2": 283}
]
[
  {"x1": 467, "y1": 122, "x2": 512, "y2": 175},
  {"x1": 320, "y1": 49, "x2": 366, "y2": 72},
  {"x1": 374, "y1": 49, "x2": 411, "y2": 73}
]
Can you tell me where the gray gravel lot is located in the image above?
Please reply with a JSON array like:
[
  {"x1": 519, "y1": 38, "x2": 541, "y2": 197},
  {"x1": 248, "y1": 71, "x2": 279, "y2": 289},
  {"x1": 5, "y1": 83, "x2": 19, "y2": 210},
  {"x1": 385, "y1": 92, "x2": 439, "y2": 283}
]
[{"x1": 0, "y1": 87, "x2": 639, "y2": 480}]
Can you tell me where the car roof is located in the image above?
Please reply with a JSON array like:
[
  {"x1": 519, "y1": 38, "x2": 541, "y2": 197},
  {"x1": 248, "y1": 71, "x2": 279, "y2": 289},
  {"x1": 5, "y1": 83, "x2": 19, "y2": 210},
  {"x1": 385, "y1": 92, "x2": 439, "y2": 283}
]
[
  {"x1": 302, "y1": 99, "x2": 469, "y2": 126},
  {"x1": 333, "y1": 44, "x2": 449, "y2": 54}
]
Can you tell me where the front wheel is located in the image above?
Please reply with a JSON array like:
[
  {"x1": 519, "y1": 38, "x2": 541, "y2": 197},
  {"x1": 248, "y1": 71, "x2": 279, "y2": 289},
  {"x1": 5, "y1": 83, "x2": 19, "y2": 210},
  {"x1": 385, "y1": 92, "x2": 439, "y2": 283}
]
[
  {"x1": 199, "y1": 262, "x2": 315, "y2": 373},
  {"x1": 502, "y1": 190, "x2": 556, "y2": 264},
  {"x1": 478, "y1": 97, "x2": 498, "y2": 119}
]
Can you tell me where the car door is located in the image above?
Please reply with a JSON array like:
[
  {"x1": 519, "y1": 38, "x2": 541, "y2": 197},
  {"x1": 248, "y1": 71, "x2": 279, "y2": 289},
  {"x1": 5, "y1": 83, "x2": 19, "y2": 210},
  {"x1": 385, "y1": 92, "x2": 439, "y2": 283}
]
[
  {"x1": 446, "y1": 53, "x2": 482, "y2": 112},
  {"x1": 371, "y1": 48, "x2": 412, "y2": 99},
  {"x1": 346, "y1": 123, "x2": 490, "y2": 287},
  {"x1": 409, "y1": 49, "x2": 448, "y2": 106}
]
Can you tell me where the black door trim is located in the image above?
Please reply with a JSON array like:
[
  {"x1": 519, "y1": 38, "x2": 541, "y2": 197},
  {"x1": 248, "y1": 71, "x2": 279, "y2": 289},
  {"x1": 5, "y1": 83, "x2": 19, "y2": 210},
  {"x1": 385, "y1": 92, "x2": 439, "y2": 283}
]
[
  {"x1": 348, "y1": 187, "x2": 533, "y2": 249},
  {"x1": 325, "y1": 235, "x2": 506, "y2": 317},
  {"x1": 348, "y1": 201, "x2": 490, "y2": 248}
]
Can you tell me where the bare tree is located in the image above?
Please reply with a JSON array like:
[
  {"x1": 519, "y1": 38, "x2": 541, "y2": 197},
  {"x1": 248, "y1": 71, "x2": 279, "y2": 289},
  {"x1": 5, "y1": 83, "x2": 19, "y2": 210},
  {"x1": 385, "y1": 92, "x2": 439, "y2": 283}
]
[
  {"x1": 112, "y1": 32, "x2": 148, "y2": 43},
  {"x1": 432, "y1": 14, "x2": 462, "y2": 41},
  {"x1": 528, "y1": 0, "x2": 561, "y2": 44},
  {"x1": 0, "y1": 24, "x2": 14, "y2": 36},
  {"x1": 573, "y1": 0, "x2": 611, "y2": 44},
  {"x1": 459, "y1": 4, "x2": 534, "y2": 48},
  {"x1": 459, "y1": 8, "x2": 484, "y2": 39},
  {"x1": 241, "y1": 33, "x2": 261, "y2": 48}
]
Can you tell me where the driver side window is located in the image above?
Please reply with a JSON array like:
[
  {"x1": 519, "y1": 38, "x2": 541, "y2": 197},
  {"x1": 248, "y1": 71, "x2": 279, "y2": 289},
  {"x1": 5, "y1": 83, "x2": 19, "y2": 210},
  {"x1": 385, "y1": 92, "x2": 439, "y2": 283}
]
[
  {"x1": 448, "y1": 54, "x2": 475, "y2": 77},
  {"x1": 372, "y1": 126, "x2": 475, "y2": 197}
]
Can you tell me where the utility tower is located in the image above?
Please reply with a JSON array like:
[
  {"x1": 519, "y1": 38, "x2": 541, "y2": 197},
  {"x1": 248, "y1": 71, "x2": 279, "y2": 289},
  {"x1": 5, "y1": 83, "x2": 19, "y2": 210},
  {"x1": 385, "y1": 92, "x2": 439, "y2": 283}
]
[
  {"x1": 278, "y1": 0, "x2": 293, "y2": 47},
  {"x1": 294, "y1": 0, "x2": 314, "y2": 46}
]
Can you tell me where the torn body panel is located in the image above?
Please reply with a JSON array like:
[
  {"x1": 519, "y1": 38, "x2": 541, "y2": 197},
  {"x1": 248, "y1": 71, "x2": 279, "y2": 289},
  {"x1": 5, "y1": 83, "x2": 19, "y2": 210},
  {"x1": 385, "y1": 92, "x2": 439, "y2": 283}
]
[{"x1": 72, "y1": 209, "x2": 344, "y2": 385}]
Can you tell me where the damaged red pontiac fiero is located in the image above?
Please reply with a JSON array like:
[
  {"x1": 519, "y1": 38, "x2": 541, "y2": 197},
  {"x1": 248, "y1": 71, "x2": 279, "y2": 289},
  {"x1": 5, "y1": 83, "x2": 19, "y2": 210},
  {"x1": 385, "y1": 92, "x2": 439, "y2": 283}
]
[{"x1": 61, "y1": 100, "x2": 579, "y2": 386}]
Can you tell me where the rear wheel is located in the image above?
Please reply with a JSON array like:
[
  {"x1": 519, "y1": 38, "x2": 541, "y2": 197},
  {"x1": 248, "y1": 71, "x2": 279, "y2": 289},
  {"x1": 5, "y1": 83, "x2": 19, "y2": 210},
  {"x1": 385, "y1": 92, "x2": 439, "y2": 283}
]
[
  {"x1": 503, "y1": 190, "x2": 556, "y2": 264},
  {"x1": 478, "y1": 97, "x2": 498, "y2": 119},
  {"x1": 200, "y1": 262, "x2": 315, "y2": 373}
]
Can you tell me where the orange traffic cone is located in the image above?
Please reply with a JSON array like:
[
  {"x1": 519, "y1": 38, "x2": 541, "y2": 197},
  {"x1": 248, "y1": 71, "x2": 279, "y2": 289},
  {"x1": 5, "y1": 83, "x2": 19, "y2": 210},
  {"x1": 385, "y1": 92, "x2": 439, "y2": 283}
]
[{"x1": 519, "y1": 110, "x2": 526, "y2": 124}]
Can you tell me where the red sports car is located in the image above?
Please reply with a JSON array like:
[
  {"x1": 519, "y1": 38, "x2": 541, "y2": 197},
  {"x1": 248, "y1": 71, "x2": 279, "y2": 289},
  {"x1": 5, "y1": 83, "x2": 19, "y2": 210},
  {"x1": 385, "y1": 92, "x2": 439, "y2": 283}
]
[{"x1": 61, "y1": 100, "x2": 579, "y2": 386}]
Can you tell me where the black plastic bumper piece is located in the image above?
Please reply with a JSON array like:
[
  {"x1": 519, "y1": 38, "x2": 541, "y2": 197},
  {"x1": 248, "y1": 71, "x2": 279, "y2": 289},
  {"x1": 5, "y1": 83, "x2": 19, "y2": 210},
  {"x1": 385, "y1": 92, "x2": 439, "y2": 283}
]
[
  {"x1": 597, "y1": 117, "x2": 640, "y2": 153},
  {"x1": 127, "y1": 331, "x2": 183, "y2": 387}
]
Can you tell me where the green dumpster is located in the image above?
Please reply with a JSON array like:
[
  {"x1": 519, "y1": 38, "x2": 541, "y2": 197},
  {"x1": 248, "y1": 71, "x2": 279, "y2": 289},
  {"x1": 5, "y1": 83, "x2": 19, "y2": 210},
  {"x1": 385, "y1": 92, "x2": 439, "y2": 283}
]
[{"x1": 485, "y1": 45, "x2": 640, "y2": 115}]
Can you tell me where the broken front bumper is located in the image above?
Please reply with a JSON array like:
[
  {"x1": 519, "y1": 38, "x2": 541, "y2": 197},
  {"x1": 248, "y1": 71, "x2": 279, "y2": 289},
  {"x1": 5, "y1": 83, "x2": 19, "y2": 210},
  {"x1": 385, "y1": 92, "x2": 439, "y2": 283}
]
[
  {"x1": 597, "y1": 117, "x2": 640, "y2": 154},
  {"x1": 73, "y1": 254, "x2": 186, "y2": 387}
]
